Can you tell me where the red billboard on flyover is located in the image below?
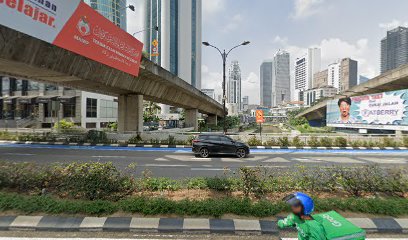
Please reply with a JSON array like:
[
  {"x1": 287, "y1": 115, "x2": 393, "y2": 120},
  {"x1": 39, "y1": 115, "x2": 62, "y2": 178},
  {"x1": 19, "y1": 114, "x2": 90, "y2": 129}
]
[{"x1": 0, "y1": 0, "x2": 144, "y2": 76}]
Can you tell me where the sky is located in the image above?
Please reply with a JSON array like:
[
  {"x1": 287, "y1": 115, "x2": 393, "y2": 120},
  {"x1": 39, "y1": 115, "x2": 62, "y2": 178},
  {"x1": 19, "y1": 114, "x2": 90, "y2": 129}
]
[{"x1": 128, "y1": 0, "x2": 408, "y2": 105}]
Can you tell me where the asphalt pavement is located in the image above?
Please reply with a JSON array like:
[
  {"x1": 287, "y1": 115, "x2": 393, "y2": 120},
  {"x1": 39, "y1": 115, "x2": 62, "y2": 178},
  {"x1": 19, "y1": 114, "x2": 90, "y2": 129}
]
[{"x1": 0, "y1": 143, "x2": 407, "y2": 177}]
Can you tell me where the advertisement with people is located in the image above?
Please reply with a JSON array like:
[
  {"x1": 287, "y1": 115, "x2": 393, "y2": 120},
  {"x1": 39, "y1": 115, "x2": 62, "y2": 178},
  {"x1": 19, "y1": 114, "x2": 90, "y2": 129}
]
[
  {"x1": 0, "y1": 0, "x2": 143, "y2": 76},
  {"x1": 326, "y1": 89, "x2": 408, "y2": 130}
]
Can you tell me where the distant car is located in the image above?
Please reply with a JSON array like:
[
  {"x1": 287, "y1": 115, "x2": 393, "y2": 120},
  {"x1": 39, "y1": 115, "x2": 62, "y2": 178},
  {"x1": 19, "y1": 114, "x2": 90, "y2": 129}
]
[{"x1": 192, "y1": 134, "x2": 250, "y2": 158}]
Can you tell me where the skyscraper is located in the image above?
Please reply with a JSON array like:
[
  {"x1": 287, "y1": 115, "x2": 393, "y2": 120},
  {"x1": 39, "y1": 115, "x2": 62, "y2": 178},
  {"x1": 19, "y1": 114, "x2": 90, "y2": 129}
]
[
  {"x1": 294, "y1": 48, "x2": 321, "y2": 101},
  {"x1": 142, "y1": 0, "x2": 202, "y2": 89},
  {"x1": 83, "y1": 0, "x2": 127, "y2": 30},
  {"x1": 381, "y1": 26, "x2": 408, "y2": 74},
  {"x1": 272, "y1": 50, "x2": 291, "y2": 106},
  {"x1": 227, "y1": 61, "x2": 242, "y2": 111},
  {"x1": 260, "y1": 60, "x2": 273, "y2": 108}
]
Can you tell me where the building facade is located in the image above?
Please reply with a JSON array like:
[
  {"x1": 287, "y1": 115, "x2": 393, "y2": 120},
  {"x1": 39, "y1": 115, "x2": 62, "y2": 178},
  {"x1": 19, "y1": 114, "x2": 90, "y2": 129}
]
[
  {"x1": 227, "y1": 61, "x2": 242, "y2": 111},
  {"x1": 339, "y1": 58, "x2": 358, "y2": 92},
  {"x1": 260, "y1": 60, "x2": 273, "y2": 108},
  {"x1": 201, "y1": 89, "x2": 216, "y2": 100},
  {"x1": 0, "y1": 77, "x2": 117, "y2": 129},
  {"x1": 294, "y1": 48, "x2": 321, "y2": 101},
  {"x1": 242, "y1": 96, "x2": 249, "y2": 111},
  {"x1": 142, "y1": 0, "x2": 202, "y2": 115},
  {"x1": 313, "y1": 69, "x2": 329, "y2": 88},
  {"x1": 304, "y1": 86, "x2": 338, "y2": 106},
  {"x1": 314, "y1": 58, "x2": 358, "y2": 93},
  {"x1": 271, "y1": 50, "x2": 291, "y2": 107},
  {"x1": 381, "y1": 26, "x2": 408, "y2": 74},
  {"x1": 142, "y1": 0, "x2": 202, "y2": 89},
  {"x1": 83, "y1": 0, "x2": 127, "y2": 30}
]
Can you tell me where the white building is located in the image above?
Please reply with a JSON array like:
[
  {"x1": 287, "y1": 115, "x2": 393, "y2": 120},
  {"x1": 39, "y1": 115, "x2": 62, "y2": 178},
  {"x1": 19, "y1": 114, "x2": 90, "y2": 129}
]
[
  {"x1": 304, "y1": 86, "x2": 338, "y2": 106},
  {"x1": 227, "y1": 61, "x2": 242, "y2": 111},
  {"x1": 201, "y1": 89, "x2": 216, "y2": 100},
  {"x1": 272, "y1": 50, "x2": 291, "y2": 107},
  {"x1": 294, "y1": 48, "x2": 321, "y2": 101},
  {"x1": 328, "y1": 61, "x2": 341, "y2": 91}
]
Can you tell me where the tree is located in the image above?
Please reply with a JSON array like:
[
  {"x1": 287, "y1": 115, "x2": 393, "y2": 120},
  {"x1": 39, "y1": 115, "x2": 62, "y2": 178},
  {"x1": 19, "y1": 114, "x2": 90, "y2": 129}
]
[{"x1": 143, "y1": 101, "x2": 161, "y2": 122}]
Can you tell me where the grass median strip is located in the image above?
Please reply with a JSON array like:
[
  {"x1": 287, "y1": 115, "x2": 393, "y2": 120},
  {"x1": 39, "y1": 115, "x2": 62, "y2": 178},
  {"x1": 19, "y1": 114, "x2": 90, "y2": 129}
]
[{"x1": 1, "y1": 192, "x2": 408, "y2": 218}]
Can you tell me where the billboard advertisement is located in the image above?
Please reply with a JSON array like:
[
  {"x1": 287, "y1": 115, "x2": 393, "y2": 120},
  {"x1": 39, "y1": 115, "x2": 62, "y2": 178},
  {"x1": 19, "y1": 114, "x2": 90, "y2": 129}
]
[
  {"x1": 0, "y1": 0, "x2": 143, "y2": 76},
  {"x1": 327, "y1": 89, "x2": 408, "y2": 130}
]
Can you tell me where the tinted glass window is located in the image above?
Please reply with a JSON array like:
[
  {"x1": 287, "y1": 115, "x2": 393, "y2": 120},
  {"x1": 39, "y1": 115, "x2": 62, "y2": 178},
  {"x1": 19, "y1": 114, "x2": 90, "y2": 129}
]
[
  {"x1": 208, "y1": 136, "x2": 221, "y2": 141},
  {"x1": 220, "y1": 136, "x2": 232, "y2": 142}
]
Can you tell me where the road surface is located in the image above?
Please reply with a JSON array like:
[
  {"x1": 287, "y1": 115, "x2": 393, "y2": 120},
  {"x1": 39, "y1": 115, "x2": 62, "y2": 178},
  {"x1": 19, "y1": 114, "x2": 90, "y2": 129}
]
[{"x1": 0, "y1": 143, "x2": 407, "y2": 177}]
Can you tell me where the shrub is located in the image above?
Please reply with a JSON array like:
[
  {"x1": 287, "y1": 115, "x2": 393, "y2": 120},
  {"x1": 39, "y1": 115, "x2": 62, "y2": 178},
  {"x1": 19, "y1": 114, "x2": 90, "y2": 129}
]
[
  {"x1": 86, "y1": 130, "x2": 108, "y2": 144},
  {"x1": 308, "y1": 136, "x2": 319, "y2": 147},
  {"x1": 334, "y1": 137, "x2": 347, "y2": 147},
  {"x1": 319, "y1": 137, "x2": 333, "y2": 147},
  {"x1": 187, "y1": 178, "x2": 208, "y2": 190},
  {"x1": 265, "y1": 138, "x2": 278, "y2": 146},
  {"x1": 128, "y1": 134, "x2": 142, "y2": 144},
  {"x1": 381, "y1": 137, "x2": 398, "y2": 148},
  {"x1": 291, "y1": 136, "x2": 305, "y2": 148},
  {"x1": 239, "y1": 167, "x2": 267, "y2": 198},
  {"x1": 59, "y1": 162, "x2": 133, "y2": 201},
  {"x1": 403, "y1": 137, "x2": 408, "y2": 147},
  {"x1": 54, "y1": 119, "x2": 75, "y2": 130},
  {"x1": 0, "y1": 162, "x2": 51, "y2": 192},
  {"x1": 278, "y1": 137, "x2": 290, "y2": 147},
  {"x1": 168, "y1": 135, "x2": 176, "y2": 145},
  {"x1": 205, "y1": 177, "x2": 236, "y2": 192},
  {"x1": 247, "y1": 136, "x2": 262, "y2": 146},
  {"x1": 140, "y1": 177, "x2": 181, "y2": 191}
]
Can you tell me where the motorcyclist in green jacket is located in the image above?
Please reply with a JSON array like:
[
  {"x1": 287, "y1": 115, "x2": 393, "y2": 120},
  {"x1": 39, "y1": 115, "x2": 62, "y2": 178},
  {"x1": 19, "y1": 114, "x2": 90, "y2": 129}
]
[{"x1": 277, "y1": 192, "x2": 327, "y2": 240}]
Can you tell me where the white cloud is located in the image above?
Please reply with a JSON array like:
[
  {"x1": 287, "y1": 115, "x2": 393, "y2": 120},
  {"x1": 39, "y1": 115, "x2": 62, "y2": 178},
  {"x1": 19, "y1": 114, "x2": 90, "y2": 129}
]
[
  {"x1": 379, "y1": 19, "x2": 408, "y2": 30},
  {"x1": 127, "y1": 0, "x2": 145, "y2": 40},
  {"x1": 201, "y1": 65, "x2": 223, "y2": 96},
  {"x1": 203, "y1": 0, "x2": 226, "y2": 16},
  {"x1": 222, "y1": 14, "x2": 244, "y2": 33},
  {"x1": 291, "y1": 0, "x2": 325, "y2": 19},
  {"x1": 242, "y1": 72, "x2": 260, "y2": 104}
]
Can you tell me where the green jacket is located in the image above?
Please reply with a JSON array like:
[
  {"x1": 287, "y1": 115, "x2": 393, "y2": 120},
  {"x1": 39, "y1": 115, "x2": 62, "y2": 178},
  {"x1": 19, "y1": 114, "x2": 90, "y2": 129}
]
[{"x1": 277, "y1": 213, "x2": 327, "y2": 240}]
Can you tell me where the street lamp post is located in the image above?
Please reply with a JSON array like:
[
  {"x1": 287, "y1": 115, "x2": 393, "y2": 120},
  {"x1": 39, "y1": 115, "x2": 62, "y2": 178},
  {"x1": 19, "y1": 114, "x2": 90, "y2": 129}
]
[{"x1": 202, "y1": 41, "x2": 250, "y2": 134}]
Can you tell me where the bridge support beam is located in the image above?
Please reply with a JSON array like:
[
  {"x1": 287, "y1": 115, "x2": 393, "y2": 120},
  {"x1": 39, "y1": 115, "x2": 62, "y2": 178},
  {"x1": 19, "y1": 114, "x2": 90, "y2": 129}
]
[
  {"x1": 185, "y1": 109, "x2": 199, "y2": 131},
  {"x1": 118, "y1": 94, "x2": 143, "y2": 133},
  {"x1": 207, "y1": 114, "x2": 218, "y2": 126}
]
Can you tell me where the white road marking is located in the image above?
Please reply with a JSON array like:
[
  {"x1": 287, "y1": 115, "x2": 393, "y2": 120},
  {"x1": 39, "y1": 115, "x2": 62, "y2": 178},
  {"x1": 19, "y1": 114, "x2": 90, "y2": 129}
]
[
  {"x1": 91, "y1": 156, "x2": 127, "y2": 158},
  {"x1": 144, "y1": 164, "x2": 189, "y2": 167},
  {"x1": 3, "y1": 153, "x2": 35, "y2": 156},
  {"x1": 191, "y1": 168, "x2": 230, "y2": 171},
  {"x1": 155, "y1": 158, "x2": 170, "y2": 161}
]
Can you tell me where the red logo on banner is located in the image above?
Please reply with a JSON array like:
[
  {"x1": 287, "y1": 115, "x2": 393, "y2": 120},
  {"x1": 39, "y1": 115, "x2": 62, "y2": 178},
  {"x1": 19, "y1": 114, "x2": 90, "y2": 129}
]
[{"x1": 53, "y1": 2, "x2": 143, "y2": 76}]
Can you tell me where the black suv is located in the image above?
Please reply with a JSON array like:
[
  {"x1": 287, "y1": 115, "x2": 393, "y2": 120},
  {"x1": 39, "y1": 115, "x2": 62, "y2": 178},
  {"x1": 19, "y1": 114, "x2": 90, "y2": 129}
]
[{"x1": 192, "y1": 134, "x2": 250, "y2": 158}]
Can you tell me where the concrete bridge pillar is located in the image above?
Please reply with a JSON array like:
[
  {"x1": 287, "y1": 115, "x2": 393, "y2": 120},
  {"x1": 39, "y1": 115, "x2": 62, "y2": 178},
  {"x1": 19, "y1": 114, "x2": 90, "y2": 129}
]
[
  {"x1": 207, "y1": 114, "x2": 218, "y2": 126},
  {"x1": 185, "y1": 109, "x2": 199, "y2": 131},
  {"x1": 118, "y1": 94, "x2": 143, "y2": 133}
]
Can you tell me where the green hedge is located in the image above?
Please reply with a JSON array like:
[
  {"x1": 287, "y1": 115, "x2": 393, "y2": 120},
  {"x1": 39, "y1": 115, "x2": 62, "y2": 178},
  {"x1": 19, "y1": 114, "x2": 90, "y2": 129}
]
[
  {"x1": 1, "y1": 192, "x2": 407, "y2": 217},
  {"x1": 1, "y1": 162, "x2": 407, "y2": 200}
]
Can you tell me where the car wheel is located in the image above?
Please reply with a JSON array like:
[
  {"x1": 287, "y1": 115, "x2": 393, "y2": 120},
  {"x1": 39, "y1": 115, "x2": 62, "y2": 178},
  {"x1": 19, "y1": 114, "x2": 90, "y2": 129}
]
[
  {"x1": 236, "y1": 148, "x2": 247, "y2": 158},
  {"x1": 199, "y1": 148, "x2": 210, "y2": 158}
]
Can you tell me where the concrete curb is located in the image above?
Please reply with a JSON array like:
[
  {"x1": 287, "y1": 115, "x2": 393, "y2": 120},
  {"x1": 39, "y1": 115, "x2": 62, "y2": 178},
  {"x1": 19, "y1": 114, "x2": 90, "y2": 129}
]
[
  {"x1": 0, "y1": 216, "x2": 407, "y2": 234},
  {"x1": 0, "y1": 141, "x2": 407, "y2": 150}
]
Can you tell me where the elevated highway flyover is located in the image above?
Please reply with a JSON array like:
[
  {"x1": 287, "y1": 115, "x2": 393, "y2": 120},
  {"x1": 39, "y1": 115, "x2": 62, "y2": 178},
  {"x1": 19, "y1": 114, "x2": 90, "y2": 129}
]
[{"x1": 0, "y1": 25, "x2": 223, "y2": 132}]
